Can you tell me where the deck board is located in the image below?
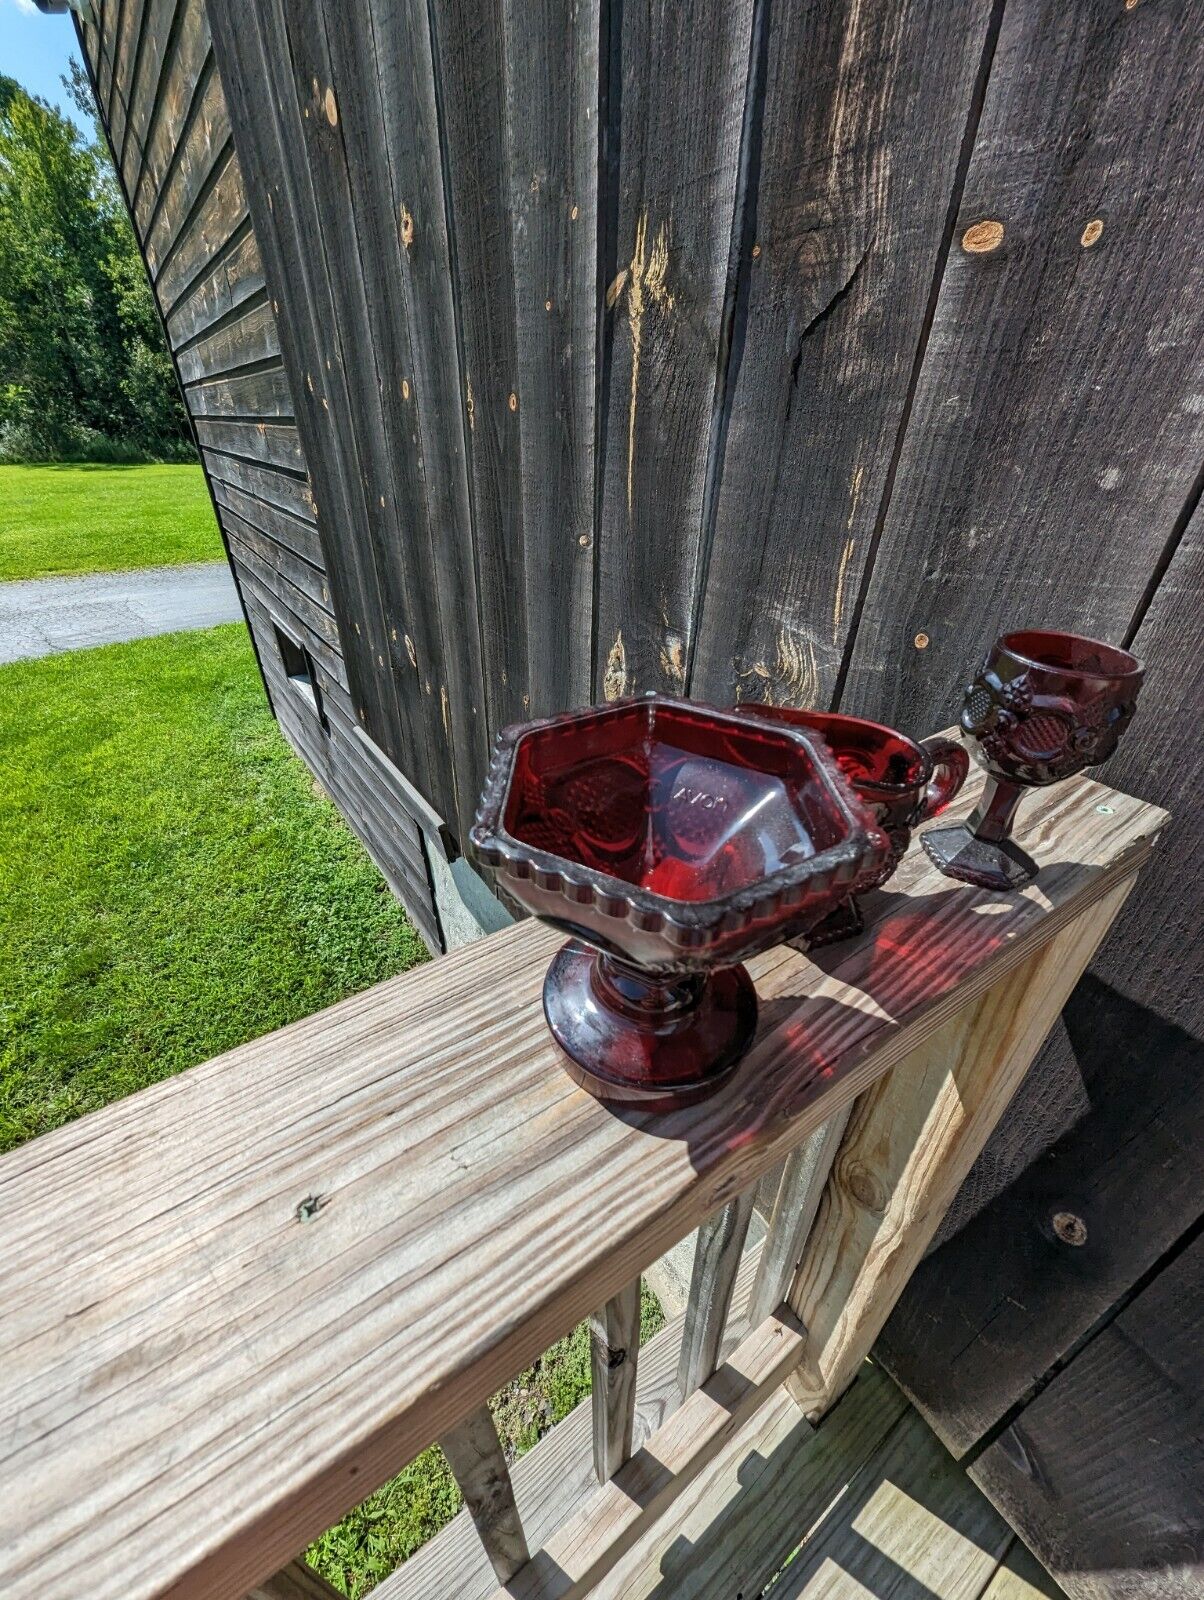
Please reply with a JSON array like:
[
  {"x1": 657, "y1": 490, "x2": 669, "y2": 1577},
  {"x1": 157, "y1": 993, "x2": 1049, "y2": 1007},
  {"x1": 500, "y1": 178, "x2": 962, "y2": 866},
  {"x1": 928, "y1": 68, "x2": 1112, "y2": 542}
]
[
  {"x1": 0, "y1": 763, "x2": 1163, "y2": 1600},
  {"x1": 971, "y1": 1233, "x2": 1204, "y2": 1600}
]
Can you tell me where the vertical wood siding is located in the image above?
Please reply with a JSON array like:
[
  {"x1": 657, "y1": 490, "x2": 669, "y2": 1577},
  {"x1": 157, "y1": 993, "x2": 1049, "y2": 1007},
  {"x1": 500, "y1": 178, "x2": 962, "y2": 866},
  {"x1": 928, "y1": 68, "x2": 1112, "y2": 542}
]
[{"x1": 86, "y1": 0, "x2": 1202, "y2": 1175}]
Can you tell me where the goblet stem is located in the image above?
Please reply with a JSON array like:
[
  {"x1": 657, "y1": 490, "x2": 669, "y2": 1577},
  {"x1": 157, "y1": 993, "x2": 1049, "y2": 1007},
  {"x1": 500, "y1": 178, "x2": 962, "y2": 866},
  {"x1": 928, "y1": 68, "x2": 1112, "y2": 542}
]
[
  {"x1": 920, "y1": 772, "x2": 1038, "y2": 891},
  {"x1": 966, "y1": 774, "x2": 1026, "y2": 845}
]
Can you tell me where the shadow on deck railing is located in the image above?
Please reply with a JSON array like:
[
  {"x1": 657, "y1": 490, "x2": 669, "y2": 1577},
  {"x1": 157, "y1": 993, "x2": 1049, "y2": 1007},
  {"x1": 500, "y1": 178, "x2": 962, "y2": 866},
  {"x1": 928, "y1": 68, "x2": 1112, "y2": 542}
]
[{"x1": 0, "y1": 739, "x2": 1165, "y2": 1600}]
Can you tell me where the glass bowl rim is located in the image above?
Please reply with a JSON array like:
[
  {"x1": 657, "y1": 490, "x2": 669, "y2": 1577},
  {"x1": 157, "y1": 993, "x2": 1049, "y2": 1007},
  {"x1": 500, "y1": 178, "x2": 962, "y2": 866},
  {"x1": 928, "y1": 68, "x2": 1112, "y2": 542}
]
[
  {"x1": 733, "y1": 703, "x2": 936, "y2": 798},
  {"x1": 469, "y1": 694, "x2": 890, "y2": 938},
  {"x1": 997, "y1": 628, "x2": 1144, "y2": 682}
]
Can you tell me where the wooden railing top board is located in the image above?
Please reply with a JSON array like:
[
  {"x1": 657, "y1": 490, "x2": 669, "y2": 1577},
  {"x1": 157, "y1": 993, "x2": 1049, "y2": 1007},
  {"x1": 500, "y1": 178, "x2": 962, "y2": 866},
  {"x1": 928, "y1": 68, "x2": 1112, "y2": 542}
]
[{"x1": 0, "y1": 751, "x2": 1164, "y2": 1600}]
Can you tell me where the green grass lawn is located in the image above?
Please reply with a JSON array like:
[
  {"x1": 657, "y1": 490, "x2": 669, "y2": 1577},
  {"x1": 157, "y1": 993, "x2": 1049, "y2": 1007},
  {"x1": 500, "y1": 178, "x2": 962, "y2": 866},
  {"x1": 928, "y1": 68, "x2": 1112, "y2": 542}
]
[
  {"x1": 0, "y1": 462, "x2": 222, "y2": 579},
  {"x1": 0, "y1": 618, "x2": 663, "y2": 1595},
  {"x1": 0, "y1": 622, "x2": 426, "y2": 1148}
]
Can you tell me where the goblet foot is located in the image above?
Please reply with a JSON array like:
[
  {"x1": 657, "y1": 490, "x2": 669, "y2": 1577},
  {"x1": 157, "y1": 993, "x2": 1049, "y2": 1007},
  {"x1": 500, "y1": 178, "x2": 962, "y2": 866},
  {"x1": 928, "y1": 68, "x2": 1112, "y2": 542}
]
[
  {"x1": 543, "y1": 939, "x2": 757, "y2": 1111},
  {"x1": 920, "y1": 823, "x2": 1039, "y2": 892},
  {"x1": 790, "y1": 894, "x2": 864, "y2": 952}
]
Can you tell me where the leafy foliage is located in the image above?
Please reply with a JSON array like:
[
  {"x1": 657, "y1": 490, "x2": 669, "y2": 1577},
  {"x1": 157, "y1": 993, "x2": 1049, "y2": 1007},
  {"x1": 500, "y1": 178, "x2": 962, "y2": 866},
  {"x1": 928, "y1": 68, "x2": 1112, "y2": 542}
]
[{"x1": 0, "y1": 68, "x2": 191, "y2": 461}]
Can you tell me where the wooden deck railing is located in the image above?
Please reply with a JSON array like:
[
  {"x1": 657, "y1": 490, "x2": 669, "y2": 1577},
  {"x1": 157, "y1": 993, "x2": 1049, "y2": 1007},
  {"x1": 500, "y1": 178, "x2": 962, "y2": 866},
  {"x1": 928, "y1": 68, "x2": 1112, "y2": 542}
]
[{"x1": 0, "y1": 740, "x2": 1165, "y2": 1600}]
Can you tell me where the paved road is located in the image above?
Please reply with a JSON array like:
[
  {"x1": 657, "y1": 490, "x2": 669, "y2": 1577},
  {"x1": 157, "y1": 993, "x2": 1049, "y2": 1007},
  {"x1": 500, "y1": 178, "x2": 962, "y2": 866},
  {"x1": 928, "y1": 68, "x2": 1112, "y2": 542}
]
[{"x1": 0, "y1": 561, "x2": 243, "y2": 665}]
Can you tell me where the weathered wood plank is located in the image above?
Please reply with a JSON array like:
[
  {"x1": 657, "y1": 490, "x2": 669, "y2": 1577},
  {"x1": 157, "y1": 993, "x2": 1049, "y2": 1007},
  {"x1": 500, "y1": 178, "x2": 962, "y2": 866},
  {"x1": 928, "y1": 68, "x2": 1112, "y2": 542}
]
[
  {"x1": 971, "y1": 1234, "x2": 1204, "y2": 1600},
  {"x1": 981, "y1": 1542, "x2": 1066, "y2": 1600},
  {"x1": 251, "y1": 606, "x2": 354, "y2": 735},
  {"x1": 748, "y1": 1106, "x2": 851, "y2": 1330},
  {"x1": 593, "y1": 1363, "x2": 907, "y2": 1600},
  {"x1": 144, "y1": 61, "x2": 231, "y2": 280},
  {"x1": 788, "y1": 874, "x2": 1136, "y2": 1420},
  {"x1": 589, "y1": 1280, "x2": 642, "y2": 1483},
  {"x1": 840, "y1": 0, "x2": 1204, "y2": 733},
  {"x1": 206, "y1": 453, "x2": 315, "y2": 528},
  {"x1": 280, "y1": 1, "x2": 483, "y2": 839},
  {"x1": 441, "y1": 1407, "x2": 529, "y2": 1584},
  {"x1": 878, "y1": 967, "x2": 1204, "y2": 1456},
  {"x1": 256, "y1": 639, "x2": 441, "y2": 940},
  {"x1": 117, "y1": 0, "x2": 175, "y2": 201},
  {"x1": 106, "y1": 0, "x2": 146, "y2": 162},
  {"x1": 677, "y1": 1190, "x2": 756, "y2": 1398},
  {"x1": 96, "y1": 0, "x2": 121, "y2": 110},
  {"x1": 195, "y1": 418, "x2": 305, "y2": 474},
  {"x1": 176, "y1": 293, "x2": 280, "y2": 384},
  {"x1": 593, "y1": 0, "x2": 756, "y2": 699},
  {"x1": 879, "y1": 507, "x2": 1204, "y2": 1455},
  {"x1": 227, "y1": 533, "x2": 338, "y2": 645},
  {"x1": 206, "y1": 0, "x2": 432, "y2": 811},
  {"x1": 277, "y1": 711, "x2": 437, "y2": 920},
  {"x1": 415, "y1": 0, "x2": 597, "y2": 730},
  {"x1": 132, "y1": 0, "x2": 210, "y2": 234},
  {"x1": 166, "y1": 223, "x2": 265, "y2": 349},
  {"x1": 763, "y1": 1404, "x2": 1014, "y2": 1600},
  {"x1": 212, "y1": 480, "x2": 322, "y2": 567},
  {"x1": 153, "y1": 143, "x2": 248, "y2": 314},
  {"x1": 688, "y1": 0, "x2": 997, "y2": 709},
  {"x1": 499, "y1": 1311, "x2": 810, "y2": 1600},
  {"x1": 184, "y1": 362, "x2": 293, "y2": 419},
  {"x1": 234, "y1": 561, "x2": 346, "y2": 688},
  {"x1": 379, "y1": 1247, "x2": 764, "y2": 1600},
  {"x1": 0, "y1": 767, "x2": 1162, "y2": 1600},
  {"x1": 222, "y1": 513, "x2": 328, "y2": 610}
]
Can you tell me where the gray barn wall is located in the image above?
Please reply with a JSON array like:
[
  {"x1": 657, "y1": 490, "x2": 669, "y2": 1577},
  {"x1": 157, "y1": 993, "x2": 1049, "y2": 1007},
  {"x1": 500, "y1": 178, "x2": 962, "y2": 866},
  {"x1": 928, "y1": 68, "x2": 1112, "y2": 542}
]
[{"x1": 78, "y1": 0, "x2": 1201, "y2": 1442}]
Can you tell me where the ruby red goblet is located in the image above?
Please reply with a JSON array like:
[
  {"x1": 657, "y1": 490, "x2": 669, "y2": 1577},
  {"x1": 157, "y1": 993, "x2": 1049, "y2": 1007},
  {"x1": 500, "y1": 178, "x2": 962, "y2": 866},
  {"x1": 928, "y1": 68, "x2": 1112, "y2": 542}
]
[
  {"x1": 731, "y1": 706, "x2": 970, "y2": 943},
  {"x1": 470, "y1": 695, "x2": 889, "y2": 1110},
  {"x1": 922, "y1": 628, "x2": 1143, "y2": 891}
]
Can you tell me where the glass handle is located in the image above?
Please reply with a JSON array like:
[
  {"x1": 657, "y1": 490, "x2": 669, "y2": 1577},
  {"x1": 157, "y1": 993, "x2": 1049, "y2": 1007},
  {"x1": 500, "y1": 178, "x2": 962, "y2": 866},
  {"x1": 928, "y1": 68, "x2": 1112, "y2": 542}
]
[{"x1": 917, "y1": 736, "x2": 970, "y2": 821}]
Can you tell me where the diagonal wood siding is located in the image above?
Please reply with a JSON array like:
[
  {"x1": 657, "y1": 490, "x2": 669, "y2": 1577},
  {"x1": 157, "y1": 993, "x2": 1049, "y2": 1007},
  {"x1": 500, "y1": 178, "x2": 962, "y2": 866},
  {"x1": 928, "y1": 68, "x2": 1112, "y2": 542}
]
[{"x1": 76, "y1": 0, "x2": 442, "y2": 947}]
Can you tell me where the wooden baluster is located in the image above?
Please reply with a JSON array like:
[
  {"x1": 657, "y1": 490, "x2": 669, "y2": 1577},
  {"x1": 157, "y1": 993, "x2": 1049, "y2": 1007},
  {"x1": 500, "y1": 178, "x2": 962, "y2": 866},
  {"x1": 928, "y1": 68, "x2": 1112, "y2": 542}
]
[
  {"x1": 747, "y1": 1105, "x2": 853, "y2": 1330},
  {"x1": 246, "y1": 1559, "x2": 343, "y2": 1599},
  {"x1": 440, "y1": 1403, "x2": 530, "y2": 1583},
  {"x1": 589, "y1": 1276, "x2": 642, "y2": 1482},
  {"x1": 677, "y1": 1188, "x2": 756, "y2": 1398},
  {"x1": 785, "y1": 877, "x2": 1137, "y2": 1421}
]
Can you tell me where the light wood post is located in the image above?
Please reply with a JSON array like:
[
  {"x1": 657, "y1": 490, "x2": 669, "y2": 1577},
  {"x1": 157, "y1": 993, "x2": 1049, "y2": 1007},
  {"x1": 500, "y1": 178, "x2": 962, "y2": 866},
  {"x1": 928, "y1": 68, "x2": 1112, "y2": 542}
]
[
  {"x1": 747, "y1": 1106, "x2": 853, "y2": 1330},
  {"x1": 677, "y1": 1189, "x2": 757, "y2": 1398},
  {"x1": 786, "y1": 876, "x2": 1137, "y2": 1420},
  {"x1": 440, "y1": 1404, "x2": 530, "y2": 1583},
  {"x1": 589, "y1": 1277, "x2": 642, "y2": 1482}
]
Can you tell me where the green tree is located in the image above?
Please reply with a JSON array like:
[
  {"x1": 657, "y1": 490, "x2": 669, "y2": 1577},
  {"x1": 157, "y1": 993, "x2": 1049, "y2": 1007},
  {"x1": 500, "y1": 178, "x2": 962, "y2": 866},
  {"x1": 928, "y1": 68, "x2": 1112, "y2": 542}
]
[{"x1": 0, "y1": 68, "x2": 190, "y2": 460}]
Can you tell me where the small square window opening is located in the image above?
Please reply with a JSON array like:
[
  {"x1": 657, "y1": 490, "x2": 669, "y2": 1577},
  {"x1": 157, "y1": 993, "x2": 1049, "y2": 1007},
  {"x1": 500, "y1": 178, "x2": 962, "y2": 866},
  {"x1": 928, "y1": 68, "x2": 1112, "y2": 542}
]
[{"x1": 273, "y1": 623, "x2": 328, "y2": 732}]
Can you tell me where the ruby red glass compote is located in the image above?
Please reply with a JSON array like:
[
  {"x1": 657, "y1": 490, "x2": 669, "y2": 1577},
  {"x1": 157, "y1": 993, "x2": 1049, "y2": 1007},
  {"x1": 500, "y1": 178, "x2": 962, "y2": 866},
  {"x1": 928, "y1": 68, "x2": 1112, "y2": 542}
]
[{"x1": 471, "y1": 696, "x2": 888, "y2": 1110}]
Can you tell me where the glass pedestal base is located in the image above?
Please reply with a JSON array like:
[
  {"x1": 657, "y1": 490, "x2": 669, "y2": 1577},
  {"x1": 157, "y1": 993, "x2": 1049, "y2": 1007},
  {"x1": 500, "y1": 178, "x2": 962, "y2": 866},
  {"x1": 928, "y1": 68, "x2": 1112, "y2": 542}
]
[
  {"x1": 542, "y1": 939, "x2": 757, "y2": 1111},
  {"x1": 921, "y1": 823, "x2": 1039, "y2": 891}
]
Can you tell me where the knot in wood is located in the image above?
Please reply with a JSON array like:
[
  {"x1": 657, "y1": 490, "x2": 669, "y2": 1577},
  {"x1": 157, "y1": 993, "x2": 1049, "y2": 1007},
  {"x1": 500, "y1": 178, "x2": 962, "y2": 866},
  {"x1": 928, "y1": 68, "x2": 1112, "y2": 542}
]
[
  {"x1": 961, "y1": 219, "x2": 1004, "y2": 254},
  {"x1": 606, "y1": 1345, "x2": 627, "y2": 1370},
  {"x1": 843, "y1": 1159, "x2": 888, "y2": 1215},
  {"x1": 1051, "y1": 1209, "x2": 1087, "y2": 1246},
  {"x1": 295, "y1": 1193, "x2": 325, "y2": 1222}
]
